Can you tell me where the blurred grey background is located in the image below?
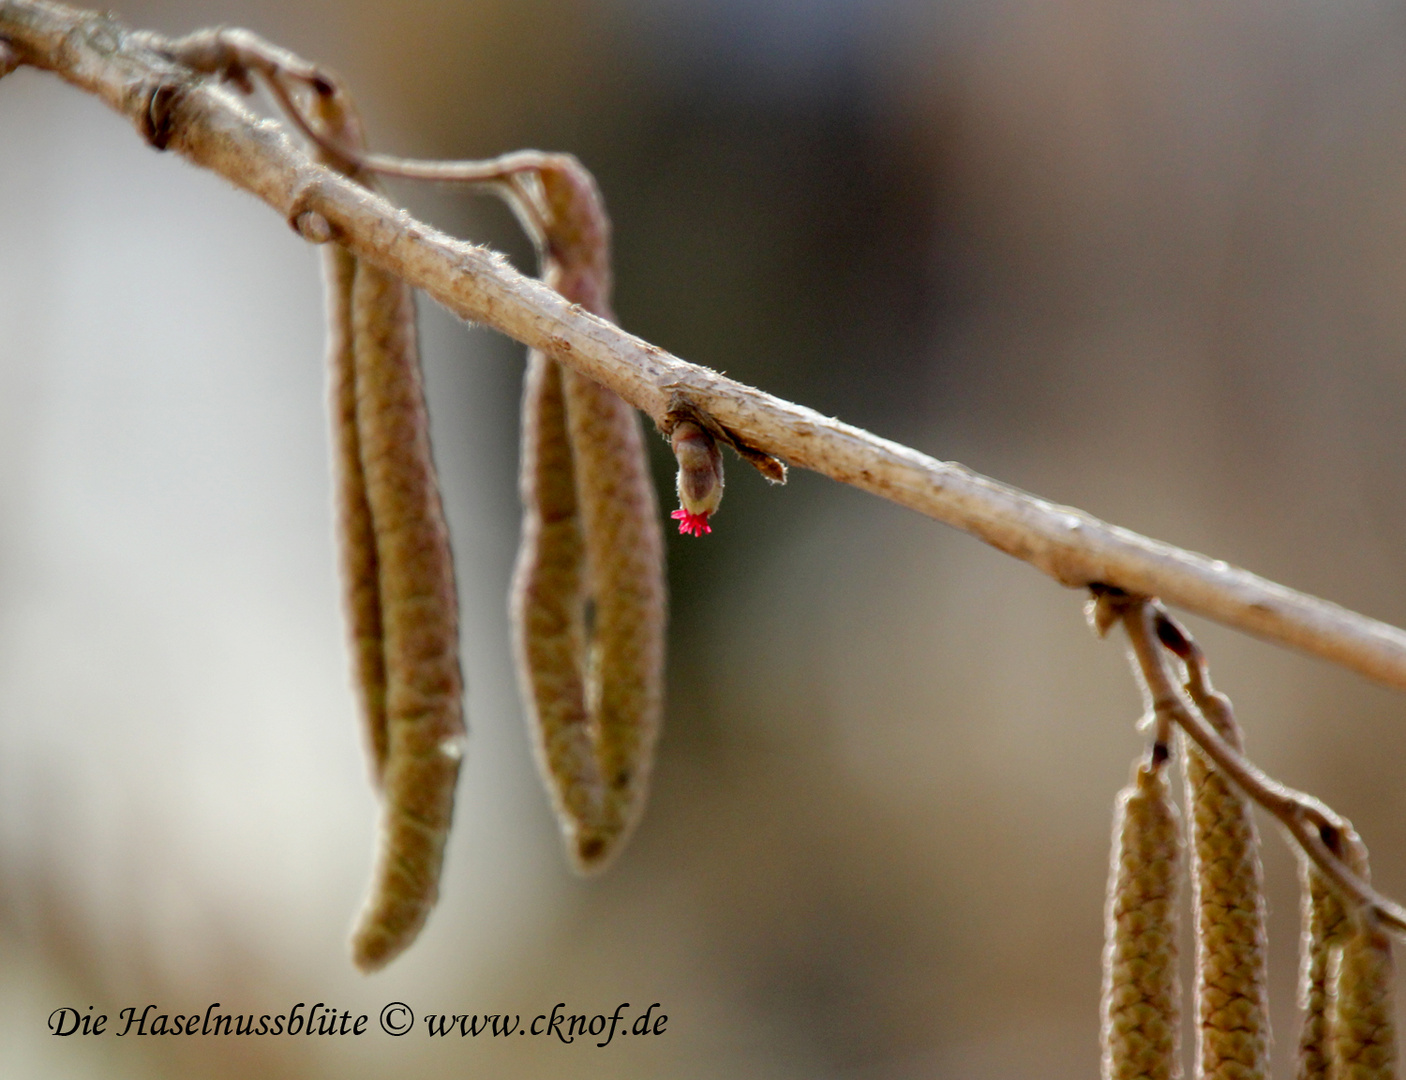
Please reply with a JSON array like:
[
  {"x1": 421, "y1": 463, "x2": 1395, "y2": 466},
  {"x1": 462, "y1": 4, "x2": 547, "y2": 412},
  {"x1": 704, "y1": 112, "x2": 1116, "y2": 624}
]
[{"x1": 4, "y1": 0, "x2": 1406, "y2": 1076}]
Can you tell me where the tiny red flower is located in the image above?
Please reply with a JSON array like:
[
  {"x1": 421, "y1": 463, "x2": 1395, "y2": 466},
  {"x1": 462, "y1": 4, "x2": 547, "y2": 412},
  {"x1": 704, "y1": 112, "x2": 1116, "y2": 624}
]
[{"x1": 671, "y1": 508, "x2": 712, "y2": 537}]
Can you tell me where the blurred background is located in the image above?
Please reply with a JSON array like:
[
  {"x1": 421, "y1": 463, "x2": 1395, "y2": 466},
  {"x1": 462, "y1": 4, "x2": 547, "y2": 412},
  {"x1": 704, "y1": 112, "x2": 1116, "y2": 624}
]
[{"x1": 4, "y1": 0, "x2": 1406, "y2": 1075}]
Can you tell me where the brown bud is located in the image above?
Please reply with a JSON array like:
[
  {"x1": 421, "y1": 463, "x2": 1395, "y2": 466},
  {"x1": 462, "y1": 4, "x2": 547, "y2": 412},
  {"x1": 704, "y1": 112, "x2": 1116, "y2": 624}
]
[{"x1": 671, "y1": 420, "x2": 724, "y2": 519}]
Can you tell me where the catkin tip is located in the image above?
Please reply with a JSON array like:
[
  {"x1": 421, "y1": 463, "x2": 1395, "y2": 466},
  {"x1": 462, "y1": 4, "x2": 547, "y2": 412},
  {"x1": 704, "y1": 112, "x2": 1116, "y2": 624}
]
[{"x1": 570, "y1": 827, "x2": 626, "y2": 876}]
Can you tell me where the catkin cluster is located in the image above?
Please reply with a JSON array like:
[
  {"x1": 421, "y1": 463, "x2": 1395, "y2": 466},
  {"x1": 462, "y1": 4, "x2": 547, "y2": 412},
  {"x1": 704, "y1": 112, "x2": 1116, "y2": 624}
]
[
  {"x1": 506, "y1": 157, "x2": 667, "y2": 872},
  {"x1": 165, "y1": 34, "x2": 692, "y2": 969},
  {"x1": 313, "y1": 90, "x2": 466, "y2": 973},
  {"x1": 1101, "y1": 602, "x2": 1398, "y2": 1080},
  {"x1": 158, "y1": 23, "x2": 477, "y2": 974}
]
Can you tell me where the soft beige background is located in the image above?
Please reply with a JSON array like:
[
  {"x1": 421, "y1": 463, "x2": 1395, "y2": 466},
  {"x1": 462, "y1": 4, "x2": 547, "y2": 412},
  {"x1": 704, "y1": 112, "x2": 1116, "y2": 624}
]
[{"x1": 3, "y1": 0, "x2": 1406, "y2": 1076}]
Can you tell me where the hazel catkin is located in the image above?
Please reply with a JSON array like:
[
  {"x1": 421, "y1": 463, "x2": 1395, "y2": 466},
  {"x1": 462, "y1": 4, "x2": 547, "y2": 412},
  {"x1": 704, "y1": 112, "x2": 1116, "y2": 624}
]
[
  {"x1": 1324, "y1": 827, "x2": 1397, "y2": 1080},
  {"x1": 1299, "y1": 854, "x2": 1354, "y2": 1080},
  {"x1": 1103, "y1": 751, "x2": 1183, "y2": 1080},
  {"x1": 344, "y1": 257, "x2": 464, "y2": 971},
  {"x1": 508, "y1": 155, "x2": 666, "y2": 873},
  {"x1": 311, "y1": 86, "x2": 465, "y2": 971},
  {"x1": 1180, "y1": 700, "x2": 1271, "y2": 1080}
]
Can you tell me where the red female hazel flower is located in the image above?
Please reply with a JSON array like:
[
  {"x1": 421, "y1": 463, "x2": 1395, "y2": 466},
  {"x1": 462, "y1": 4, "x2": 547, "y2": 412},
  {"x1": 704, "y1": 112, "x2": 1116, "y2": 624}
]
[{"x1": 670, "y1": 420, "x2": 724, "y2": 536}]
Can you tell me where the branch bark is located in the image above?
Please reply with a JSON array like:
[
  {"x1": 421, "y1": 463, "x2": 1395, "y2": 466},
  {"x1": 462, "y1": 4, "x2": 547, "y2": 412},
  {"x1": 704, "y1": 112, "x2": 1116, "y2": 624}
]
[{"x1": 6, "y1": 0, "x2": 1406, "y2": 690}]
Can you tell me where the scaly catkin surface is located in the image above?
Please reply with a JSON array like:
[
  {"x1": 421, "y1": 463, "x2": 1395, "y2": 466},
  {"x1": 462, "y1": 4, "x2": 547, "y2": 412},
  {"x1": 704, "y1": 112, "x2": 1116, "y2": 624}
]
[
  {"x1": 1103, "y1": 755, "x2": 1183, "y2": 1080},
  {"x1": 1300, "y1": 861, "x2": 1354, "y2": 1080},
  {"x1": 1327, "y1": 830, "x2": 1397, "y2": 1080},
  {"x1": 560, "y1": 364, "x2": 664, "y2": 862},
  {"x1": 1181, "y1": 697, "x2": 1271, "y2": 1080},
  {"x1": 1332, "y1": 915, "x2": 1397, "y2": 1080}
]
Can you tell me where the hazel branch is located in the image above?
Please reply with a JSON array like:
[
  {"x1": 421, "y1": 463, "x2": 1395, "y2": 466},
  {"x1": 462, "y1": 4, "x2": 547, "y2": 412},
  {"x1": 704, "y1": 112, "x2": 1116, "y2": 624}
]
[{"x1": 7, "y1": 0, "x2": 1406, "y2": 692}]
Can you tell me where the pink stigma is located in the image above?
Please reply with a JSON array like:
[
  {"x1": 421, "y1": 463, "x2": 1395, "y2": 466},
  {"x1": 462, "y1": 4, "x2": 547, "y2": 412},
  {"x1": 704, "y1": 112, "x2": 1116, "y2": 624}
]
[{"x1": 671, "y1": 508, "x2": 712, "y2": 537}]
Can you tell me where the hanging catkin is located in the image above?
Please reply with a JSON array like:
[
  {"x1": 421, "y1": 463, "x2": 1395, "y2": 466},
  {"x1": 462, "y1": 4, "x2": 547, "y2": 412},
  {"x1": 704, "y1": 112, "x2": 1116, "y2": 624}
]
[
  {"x1": 315, "y1": 100, "x2": 389, "y2": 784},
  {"x1": 509, "y1": 157, "x2": 666, "y2": 872},
  {"x1": 1179, "y1": 668, "x2": 1271, "y2": 1080},
  {"x1": 311, "y1": 88, "x2": 465, "y2": 971},
  {"x1": 345, "y1": 256, "x2": 465, "y2": 970},
  {"x1": 1332, "y1": 912, "x2": 1397, "y2": 1080},
  {"x1": 1103, "y1": 748, "x2": 1184, "y2": 1080},
  {"x1": 1322, "y1": 826, "x2": 1398, "y2": 1080},
  {"x1": 1299, "y1": 842, "x2": 1354, "y2": 1080}
]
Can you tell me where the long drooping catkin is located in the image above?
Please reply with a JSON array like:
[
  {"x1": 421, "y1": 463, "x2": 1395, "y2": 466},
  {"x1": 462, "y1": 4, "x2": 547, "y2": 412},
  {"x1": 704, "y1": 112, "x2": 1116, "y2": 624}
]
[
  {"x1": 345, "y1": 257, "x2": 465, "y2": 971},
  {"x1": 316, "y1": 100, "x2": 391, "y2": 787},
  {"x1": 1300, "y1": 853, "x2": 1354, "y2": 1080},
  {"x1": 325, "y1": 240, "x2": 389, "y2": 783},
  {"x1": 559, "y1": 364, "x2": 664, "y2": 861},
  {"x1": 513, "y1": 350, "x2": 604, "y2": 851},
  {"x1": 1179, "y1": 678, "x2": 1270, "y2": 1080},
  {"x1": 310, "y1": 87, "x2": 465, "y2": 971},
  {"x1": 1103, "y1": 750, "x2": 1183, "y2": 1080},
  {"x1": 510, "y1": 157, "x2": 665, "y2": 872},
  {"x1": 156, "y1": 31, "x2": 467, "y2": 973},
  {"x1": 1324, "y1": 827, "x2": 1398, "y2": 1080}
]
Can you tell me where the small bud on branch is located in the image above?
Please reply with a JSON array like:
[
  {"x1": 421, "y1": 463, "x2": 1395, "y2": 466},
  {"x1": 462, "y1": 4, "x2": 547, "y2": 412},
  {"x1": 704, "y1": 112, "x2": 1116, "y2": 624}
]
[{"x1": 669, "y1": 420, "x2": 723, "y2": 537}]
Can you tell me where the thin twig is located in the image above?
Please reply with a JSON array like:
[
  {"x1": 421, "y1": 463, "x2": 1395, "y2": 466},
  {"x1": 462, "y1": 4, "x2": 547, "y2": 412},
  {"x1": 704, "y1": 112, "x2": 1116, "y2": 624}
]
[
  {"x1": 1116, "y1": 598, "x2": 1406, "y2": 938},
  {"x1": 7, "y1": 0, "x2": 1406, "y2": 690}
]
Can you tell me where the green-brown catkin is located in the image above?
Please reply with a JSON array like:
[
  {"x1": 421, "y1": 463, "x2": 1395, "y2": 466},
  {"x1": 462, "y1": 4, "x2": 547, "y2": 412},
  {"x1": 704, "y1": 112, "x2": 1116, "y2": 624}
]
[
  {"x1": 1180, "y1": 691, "x2": 1271, "y2": 1080},
  {"x1": 510, "y1": 157, "x2": 665, "y2": 873},
  {"x1": 1103, "y1": 751, "x2": 1183, "y2": 1080},
  {"x1": 311, "y1": 89, "x2": 465, "y2": 972},
  {"x1": 1325, "y1": 828, "x2": 1397, "y2": 1080}
]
